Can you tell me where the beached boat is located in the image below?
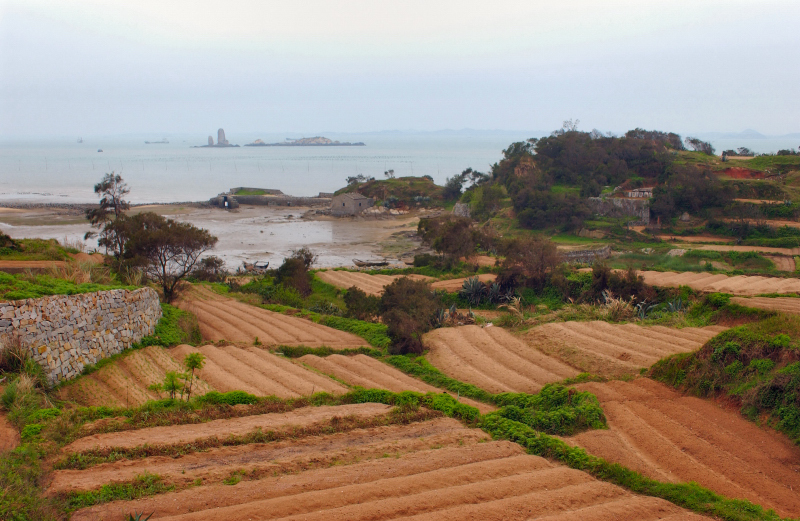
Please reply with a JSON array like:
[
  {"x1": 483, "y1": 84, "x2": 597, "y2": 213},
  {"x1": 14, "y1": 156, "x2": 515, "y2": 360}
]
[{"x1": 353, "y1": 259, "x2": 389, "y2": 267}]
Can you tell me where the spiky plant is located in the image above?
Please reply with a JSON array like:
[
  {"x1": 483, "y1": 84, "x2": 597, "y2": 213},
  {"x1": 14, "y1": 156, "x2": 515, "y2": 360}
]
[
  {"x1": 460, "y1": 276, "x2": 485, "y2": 306},
  {"x1": 486, "y1": 283, "x2": 502, "y2": 304}
]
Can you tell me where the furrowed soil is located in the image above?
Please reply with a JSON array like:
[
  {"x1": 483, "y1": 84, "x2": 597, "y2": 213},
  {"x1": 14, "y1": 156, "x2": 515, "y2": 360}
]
[
  {"x1": 298, "y1": 353, "x2": 495, "y2": 413},
  {"x1": 730, "y1": 296, "x2": 800, "y2": 314},
  {"x1": 177, "y1": 285, "x2": 366, "y2": 347},
  {"x1": 566, "y1": 378, "x2": 800, "y2": 518},
  {"x1": 638, "y1": 270, "x2": 800, "y2": 295},
  {"x1": 63, "y1": 402, "x2": 391, "y2": 454},
  {"x1": 525, "y1": 322, "x2": 726, "y2": 378},
  {"x1": 765, "y1": 255, "x2": 796, "y2": 271},
  {"x1": 430, "y1": 273, "x2": 497, "y2": 292},
  {"x1": 58, "y1": 346, "x2": 215, "y2": 408},
  {"x1": 69, "y1": 415, "x2": 709, "y2": 521},
  {"x1": 315, "y1": 271, "x2": 433, "y2": 295},
  {"x1": 424, "y1": 325, "x2": 578, "y2": 393}
]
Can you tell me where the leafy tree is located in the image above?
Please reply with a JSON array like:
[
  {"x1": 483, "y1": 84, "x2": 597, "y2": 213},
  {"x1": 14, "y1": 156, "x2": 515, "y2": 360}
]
[
  {"x1": 182, "y1": 352, "x2": 206, "y2": 401},
  {"x1": 344, "y1": 286, "x2": 380, "y2": 321},
  {"x1": 418, "y1": 215, "x2": 476, "y2": 260},
  {"x1": 85, "y1": 172, "x2": 131, "y2": 253},
  {"x1": 684, "y1": 137, "x2": 715, "y2": 155},
  {"x1": 121, "y1": 212, "x2": 218, "y2": 302},
  {"x1": 498, "y1": 235, "x2": 561, "y2": 289},
  {"x1": 650, "y1": 165, "x2": 733, "y2": 218},
  {"x1": 384, "y1": 169, "x2": 395, "y2": 179},
  {"x1": 380, "y1": 277, "x2": 440, "y2": 354},
  {"x1": 275, "y1": 248, "x2": 317, "y2": 297},
  {"x1": 162, "y1": 371, "x2": 184, "y2": 400},
  {"x1": 190, "y1": 256, "x2": 227, "y2": 282}
]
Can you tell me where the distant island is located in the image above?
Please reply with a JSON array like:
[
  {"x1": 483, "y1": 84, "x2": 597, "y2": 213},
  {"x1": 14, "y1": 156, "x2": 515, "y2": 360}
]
[
  {"x1": 245, "y1": 136, "x2": 365, "y2": 147},
  {"x1": 193, "y1": 128, "x2": 239, "y2": 148},
  {"x1": 145, "y1": 138, "x2": 169, "y2": 144}
]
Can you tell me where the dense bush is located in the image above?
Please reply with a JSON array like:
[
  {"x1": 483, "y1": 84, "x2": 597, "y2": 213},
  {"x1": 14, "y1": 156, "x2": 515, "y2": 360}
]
[
  {"x1": 138, "y1": 304, "x2": 201, "y2": 347},
  {"x1": 379, "y1": 277, "x2": 440, "y2": 354},
  {"x1": 343, "y1": 286, "x2": 380, "y2": 321},
  {"x1": 0, "y1": 271, "x2": 128, "y2": 301}
]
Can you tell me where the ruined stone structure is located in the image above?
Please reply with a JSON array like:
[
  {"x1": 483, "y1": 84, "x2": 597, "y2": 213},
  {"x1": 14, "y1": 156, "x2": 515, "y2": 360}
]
[
  {"x1": 587, "y1": 196, "x2": 650, "y2": 226},
  {"x1": 561, "y1": 245, "x2": 612, "y2": 264},
  {"x1": 453, "y1": 202, "x2": 471, "y2": 218},
  {"x1": 0, "y1": 288, "x2": 161, "y2": 384},
  {"x1": 331, "y1": 192, "x2": 375, "y2": 216}
]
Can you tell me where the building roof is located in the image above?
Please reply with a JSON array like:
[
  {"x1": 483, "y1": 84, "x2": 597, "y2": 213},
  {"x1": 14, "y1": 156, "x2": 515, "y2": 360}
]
[{"x1": 337, "y1": 192, "x2": 370, "y2": 200}]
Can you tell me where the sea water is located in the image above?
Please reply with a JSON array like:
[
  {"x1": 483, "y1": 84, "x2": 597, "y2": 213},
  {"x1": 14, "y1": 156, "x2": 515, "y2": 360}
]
[{"x1": 0, "y1": 131, "x2": 535, "y2": 204}]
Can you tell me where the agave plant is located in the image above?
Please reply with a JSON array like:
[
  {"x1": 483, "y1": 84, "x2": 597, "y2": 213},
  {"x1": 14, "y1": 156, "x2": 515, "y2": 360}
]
[
  {"x1": 486, "y1": 283, "x2": 502, "y2": 304},
  {"x1": 460, "y1": 276, "x2": 485, "y2": 306},
  {"x1": 667, "y1": 297, "x2": 684, "y2": 313},
  {"x1": 128, "y1": 513, "x2": 153, "y2": 521},
  {"x1": 433, "y1": 308, "x2": 447, "y2": 327},
  {"x1": 635, "y1": 301, "x2": 659, "y2": 321}
]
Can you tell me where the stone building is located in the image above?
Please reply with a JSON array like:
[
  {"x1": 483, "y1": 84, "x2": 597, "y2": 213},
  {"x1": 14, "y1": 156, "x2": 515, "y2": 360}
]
[
  {"x1": 625, "y1": 187, "x2": 653, "y2": 198},
  {"x1": 331, "y1": 192, "x2": 374, "y2": 216}
]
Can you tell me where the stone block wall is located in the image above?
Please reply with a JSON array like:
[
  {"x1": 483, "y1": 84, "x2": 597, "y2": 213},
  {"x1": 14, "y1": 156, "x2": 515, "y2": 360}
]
[
  {"x1": 561, "y1": 245, "x2": 612, "y2": 264},
  {"x1": 587, "y1": 197, "x2": 650, "y2": 225},
  {"x1": 0, "y1": 288, "x2": 161, "y2": 384}
]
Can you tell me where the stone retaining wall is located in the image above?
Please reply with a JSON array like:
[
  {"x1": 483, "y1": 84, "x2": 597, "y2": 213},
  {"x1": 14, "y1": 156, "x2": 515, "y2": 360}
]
[
  {"x1": 561, "y1": 245, "x2": 612, "y2": 264},
  {"x1": 587, "y1": 197, "x2": 650, "y2": 225},
  {"x1": 0, "y1": 288, "x2": 161, "y2": 384}
]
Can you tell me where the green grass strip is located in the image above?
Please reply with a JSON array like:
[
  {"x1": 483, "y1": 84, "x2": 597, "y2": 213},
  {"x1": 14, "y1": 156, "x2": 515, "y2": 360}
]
[
  {"x1": 261, "y1": 304, "x2": 391, "y2": 348},
  {"x1": 276, "y1": 345, "x2": 383, "y2": 358},
  {"x1": 61, "y1": 472, "x2": 173, "y2": 512},
  {"x1": 480, "y1": 414, "x2": 789, "y2": 521},
  {"x1": 385, "y1": 355, "x2": 495, "y2": 403}
]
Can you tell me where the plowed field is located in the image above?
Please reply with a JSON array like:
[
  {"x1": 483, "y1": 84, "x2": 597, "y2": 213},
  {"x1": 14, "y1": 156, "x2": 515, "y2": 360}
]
[
  {"x1": 67, "y1": 414, "x2": 708, "y2": 521},
  {"x1": 171, "y1": 344, "x2": 346, "y2": 398},
  {"x1": 424, "y1": 325, "x2": 578, "y2": 393},
  {"x1": 315, "y1": 271, "x2": 433, "y2": 295},
  {"x1": 430, "y1": 273, "x2": 497, "y2": 292},
  {"x1": 177, "y1": 285, "x2": 366, "y2": 347},
  {"x1": 765, "y1": 255, "x2": 796, "y2": 271},
  {"x1": 299, "y1": 353, "x2": 494, "y2": 413},
  {"x1": 639, "y1": 270, "x2": 800, "y2": 295},
  {"x1": 525, "y1": 322, "x2": 725, "y2": 378},
  {"x1": 58, "y1": 346, "x2": 215, "y2": 408},
  {"x1": 731, "y1": 296, "x2": 800, "y2": 314},
  {"x1": 566, "y1": 378, "x2": 800, "y2": 517}
]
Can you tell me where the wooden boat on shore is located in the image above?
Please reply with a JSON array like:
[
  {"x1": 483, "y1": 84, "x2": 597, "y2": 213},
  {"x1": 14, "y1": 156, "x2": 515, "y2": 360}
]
[
  {"x1": 353, "y1": 259, "x2": 389, "y2": 267},
  {"x1": 238, "y1": 260, "x2": 269, "y2": 275}
]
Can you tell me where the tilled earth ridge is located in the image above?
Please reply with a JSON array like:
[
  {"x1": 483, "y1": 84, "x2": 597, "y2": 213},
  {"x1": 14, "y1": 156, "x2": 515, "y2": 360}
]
[
  {"x1": 429, "y1": 272, "x2": 497, "y2": 292},
  {"x1": 423, "y1": 325, "x2": 580, "y2": 394},
  {"x1": 49, "y1": 418, "x2": 487, "y2": 494},
  {"x1": 171, "y1": 344, "x2": 347, "y2": 398},
  {"x1": 525, "y1": 322, "x2": 726, "y2": 378},
  {"x1": 58, "y1": 346, "x2": 215, "y2": 407},
  {"x1": 298, "y1": 353, "x2": 496, "y2": 413},
  {"x1": 639, "y1": 270, "x2": 800, "y2": 295},
  {"x1": 62, "y1": 402, "x2": 391, "y2": 453},
  {"x1": 315, "y1": 271, "x2": 433, "y2": 295},
  {"x1": 69, "y1": 419, "x2": 711, "y2": 521},
  {"x1": 730, "y1": 296, "x2": 800, "y2": 314},
  {"x1": 567, "y1": 378, "x2": 800, "y2": 517},
  {"x1": 177, "y1": 285, "x2": 366, "y2": 347}
]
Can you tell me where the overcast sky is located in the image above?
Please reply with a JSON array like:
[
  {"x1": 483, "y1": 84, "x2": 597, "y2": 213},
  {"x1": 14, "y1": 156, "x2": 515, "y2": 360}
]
[{"x1": 1, "y1": 0, "x2": 799, "y2": 137}]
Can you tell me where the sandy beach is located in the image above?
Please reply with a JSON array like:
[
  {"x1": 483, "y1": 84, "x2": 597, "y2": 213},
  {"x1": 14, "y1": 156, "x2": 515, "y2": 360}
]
[{"x1": 0, "y1": 204, "x2": 431, "y2": 269}]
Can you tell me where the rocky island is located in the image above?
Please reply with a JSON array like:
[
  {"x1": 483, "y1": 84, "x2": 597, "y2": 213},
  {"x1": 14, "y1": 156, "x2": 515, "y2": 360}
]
[
  {"x1": 245, "y1": 136, "x2": 365, "y2": 146},
  {"x1": 193, "y1": 128, "x2": 239, "y2": 148}
]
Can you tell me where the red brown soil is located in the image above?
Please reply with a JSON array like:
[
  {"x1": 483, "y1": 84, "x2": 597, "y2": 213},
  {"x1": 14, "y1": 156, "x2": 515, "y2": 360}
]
[
  {"x1": 525, "y1": 322, "x2": 725, "y2": 378},
  {"x1": 430, "y1": 273, "x2": 497, "y2": 292},
  {"x1": 720, "y1": 167, "x2": 766, "y2": 179},
  {"x1": 639, "y1": 270, "x2": 800, "y2": 295},
  {"x1": 315, "y1": 270, "x2": 433, "y2": 295},
  {"x1": 0, "y1": 412, "x2": 19, "y2": 453},
  {"x1": 299, "y1": 353, "x2": 494, "y2": 413},
  {"x1": 176, "y1": 285, "x2": 366, "y2": 347},
  {"x1": 69, "y1": 252, "x2": 105, "y2": 264},
  {"x1": 424, "y1": 325, "x2": 578, "y2": 393},
  {"x1": 765, "y1": 255, "x2": 796, "y2": 271},
  {"x1": 58, "y1": 346, "x2": 214, "y2": 408},
  {"x1": 63, "y1": 402, "x2": 391, "y2": 454},
  {"x1": 0, "y1": 260, "x2": 67, "y2": 273},
  {"x1": 566, "y1": 378, "x2": 800, "y2": 517},
  {"x1": 656, "y1": 235, "x2": 735, "y2": 243},
  {"x1": 70, "y1": 417, "x2": 707, "y2": 521},
  {"x1": 690, "y1": 243, "x2": 800, "y2": 255},
  {"x1": 171, "y1": 344, "x2": 346, "y2": 398},
  {"x1": 731, "y1": 296, "x2": 800, "y2": 314}
]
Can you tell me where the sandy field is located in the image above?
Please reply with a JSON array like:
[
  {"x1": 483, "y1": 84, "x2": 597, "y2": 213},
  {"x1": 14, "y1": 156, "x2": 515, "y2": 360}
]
[
  {"x1": 67, "y1": 415, "x2": 708, "y2": 521},
  {"x1": 430, "y1": 273, "x2": 497, "y2": 292},
  {"x1": 0, "y1": 412, "x2": 19, "y2": 453},
  {"x1": 315, "y1": 271, "x2": 433, "y2": 295},
  {"x1": 58, "y1": 346, "x2": 215, "y2": 408},
  {"x1": 171, "y1": 344, "x2": 346, "y2": 398},
  {"x1": 683, "y1": 243, "x2": 800, "y2": 255},
  {"x1": 177, "y1": 285, "x2": 366, "y2": 348},
  {"x1": 639, "y1": 270, "x2": 800, "y2": 295},
  {"x1": 656, "y1": 235, "x2": 735, "y2": 243},
  {"x1": 299, "y1": 353, "x2": 494, "y2": 413},
  {"x1": 525, "y1": 322, "x2": 725, "y2": 378},
  {"x1": 765, "y1": 255, "x2": 796, "y2": 271},
  {"x1": 424, "y1": 325, "x2": 578, "y2": 393},
  {"x1": 730, "y1": 296, "x2": 800, "y2": 314},
  {"x1": 567, "y1": 378, "x2": 800, "y2": 517},
  {"x1": 0, "y1": 260, "x2": 67, "y2": 273}
]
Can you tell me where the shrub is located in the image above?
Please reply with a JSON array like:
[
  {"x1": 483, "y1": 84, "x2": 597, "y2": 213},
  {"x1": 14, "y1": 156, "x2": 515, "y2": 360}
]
[
  {"x1": 380, "y1": 277, "x2": 440, "y2": 354},
  {"x1": 343, "y1": 286, "x2": 380, "y2": 321}
]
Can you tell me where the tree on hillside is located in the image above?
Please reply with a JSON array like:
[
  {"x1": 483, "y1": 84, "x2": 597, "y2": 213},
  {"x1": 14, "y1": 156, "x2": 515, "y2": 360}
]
[
  {"x1": 122, "y1": 212, "x2": 218, "y2": 302},
  {"x1": 379, "y1": 277, "x2": 440, "y2": 354},
  {"x1": 418, "y1": 215, "x2": 476, "y2": 260},
  {"x1": 85, "y1": 172, "x2": 131, "y2": 251},
  {"x1": 498, "y1": 235, "x2": 561, "y2": 289},
  {"x1": 685, "y1": 137, "x2": 715, "y2": 155},
  {"x1": 384, "y1": 169, "x2": 395, "y2": 179}
]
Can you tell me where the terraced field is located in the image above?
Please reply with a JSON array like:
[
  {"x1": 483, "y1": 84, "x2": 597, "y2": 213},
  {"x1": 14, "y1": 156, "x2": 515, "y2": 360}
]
[
  {"x1": 424, "y1": 325, "x2": 578, "y2": 393},
  {"x1": 315, "y1": 270, "x2": 496, "y2": 294},
  {"x1": 177, "y1": 285, "x2": 366, "y2": 347},
  {"x1": 731, "y1": 295, "x2": 800, "y2": 314},
  {"x1": 639, "y1": 270, "x2": 800, "y2": 295},
  {"x1": 59, "y1": 344, "x2": 347, "y2": 406},
  {"x1": 525, "y1": 322, "x2": 725, "y2": 378},
  {"x1": 430, "y1": 273, "x2": 497, "y2": 292},
  {"x1": 63, "y1": 408, "x2": 710, "y2": 521},
  {"x1": 566, "y1": 378, "x2": 800, "y2": 518},
  {"x1": 299, "y1": 353, "x2": 494, "y2": 413}
]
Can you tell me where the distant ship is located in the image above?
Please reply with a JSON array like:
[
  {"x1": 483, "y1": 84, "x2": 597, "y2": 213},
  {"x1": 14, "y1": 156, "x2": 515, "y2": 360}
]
[
  {"x1": 97, "y1": 149, "x2": 103, "y2": 153},
  {"x1": 145, "y1": 138, "x2": 169, "y2": 144}
]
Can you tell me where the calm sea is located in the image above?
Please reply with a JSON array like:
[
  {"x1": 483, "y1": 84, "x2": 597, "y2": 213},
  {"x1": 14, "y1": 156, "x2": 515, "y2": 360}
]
[{"x1": 0, "y1": 131, "x2": 534, "y2": 204}]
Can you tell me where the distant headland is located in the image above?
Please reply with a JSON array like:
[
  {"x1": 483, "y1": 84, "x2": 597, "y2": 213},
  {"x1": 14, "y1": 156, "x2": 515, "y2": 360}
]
[
  {"x1": 245, "y1": 136, "x2": 365, "y2": 147},
  {"x1": 193, "y1": 128, "x2": 239, "y2": 148}
]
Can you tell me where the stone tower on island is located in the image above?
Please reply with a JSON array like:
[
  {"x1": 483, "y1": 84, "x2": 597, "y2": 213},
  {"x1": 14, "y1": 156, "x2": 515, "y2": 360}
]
[{"x1": 217, "y1": 129, "x2": 228, "y2": 146}]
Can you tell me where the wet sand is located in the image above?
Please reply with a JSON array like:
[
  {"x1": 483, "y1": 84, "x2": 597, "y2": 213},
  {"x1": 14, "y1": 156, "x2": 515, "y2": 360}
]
[{"x1": 0, "y1": 204, "x2": 427, "y2": 269}]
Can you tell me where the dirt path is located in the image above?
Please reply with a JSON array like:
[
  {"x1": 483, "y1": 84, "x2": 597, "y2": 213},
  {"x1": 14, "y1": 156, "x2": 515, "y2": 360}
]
[
  {"x1": 171, "y1": 344, "x2": 346, "y2": 398},
  {"x1": 525, "y1": 322, "x2": 724, "y2": 378},
  {"x1": 177, "y1": 285, "x2": 366, "y2": 347},
  {"x1": 730, "y1": 296, "x2": 800, "y2": 314},
  {"x1": 656, "y1": 235, "x2": 735, "y2": 243},
  {"x1": 423, "y1": 325, "x2": 578, "y2": 394},
  {"x1": 70, "y1": 420, "x2": 707, "y2": 521},
  {"x1": 765, "y1": 255, "x2": 796, "y2": 271},
  {"x1": 0, "y1": 260, "x2": 67, "y2": 273},
  {"x1": 299, "y1": 353, "x2": 494, "y2": 413},
  {"x1": 0, "y1": 412, "x2": 19, "y2": 453},
  {"x1": 63, "y1": 403, "x2": 390, "y2": 454},
  {"x1": 638, "y1": 270, "x2": 800, "y2": 295},
  {"x1": 566, "y1": 378, "x2": 800, "y2": 517}
]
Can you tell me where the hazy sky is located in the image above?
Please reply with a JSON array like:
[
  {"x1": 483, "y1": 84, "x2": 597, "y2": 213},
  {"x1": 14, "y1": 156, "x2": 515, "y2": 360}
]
[{"x1": 1, "y1": 0, "x2": 799, "y2": 137}]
